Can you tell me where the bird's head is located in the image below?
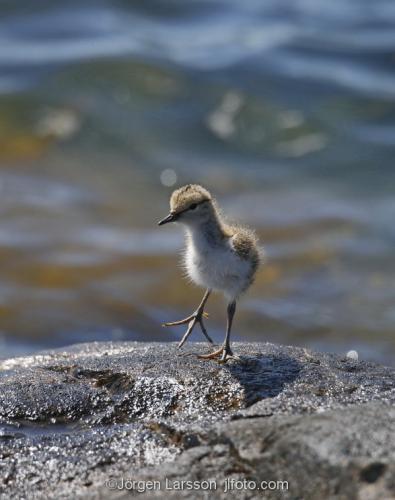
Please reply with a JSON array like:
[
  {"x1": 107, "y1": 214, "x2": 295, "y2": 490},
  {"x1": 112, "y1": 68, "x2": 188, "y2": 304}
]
[{"x1": 158, "y1": 184, "x2": 214, "y2": 227}]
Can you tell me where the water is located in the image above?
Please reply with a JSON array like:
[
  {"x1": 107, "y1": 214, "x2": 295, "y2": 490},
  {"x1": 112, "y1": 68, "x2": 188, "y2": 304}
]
[{"x1": 0, "y1": 0, "x2": 394, "y2": 365}]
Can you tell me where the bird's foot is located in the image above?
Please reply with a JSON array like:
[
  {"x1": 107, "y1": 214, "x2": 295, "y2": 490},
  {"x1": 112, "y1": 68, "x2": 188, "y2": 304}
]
[
  {"x1": 198, "y1": 344, "x2": 234, "y2": 363},
  {"x1": 162, "y1": 310, "x2": 213, "y2": 348}
]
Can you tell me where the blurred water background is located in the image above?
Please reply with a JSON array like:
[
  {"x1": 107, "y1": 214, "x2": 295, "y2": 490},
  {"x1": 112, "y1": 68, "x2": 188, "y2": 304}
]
[{"x1": 0, "y1": 0, "x2": 394, "y2": 364}]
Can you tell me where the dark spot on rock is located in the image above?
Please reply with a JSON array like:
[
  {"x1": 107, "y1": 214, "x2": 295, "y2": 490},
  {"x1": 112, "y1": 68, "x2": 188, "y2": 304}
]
[
  {"x1": 92, "y1": 372, "x2": 134, "y2": 393},
  {"x1": 182, "y1": 434, "x2": 201, "y2": 449},
  {"x1": 360, "y1": 462, "x2": 387, "y2": 483},
  {"x1": 314, "y1": 385, "x2": 327, "y2": 396}
]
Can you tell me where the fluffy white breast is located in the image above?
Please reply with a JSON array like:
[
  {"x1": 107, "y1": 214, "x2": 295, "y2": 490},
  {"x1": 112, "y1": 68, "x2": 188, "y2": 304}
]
[{"x1": 183, "y1": 228, "x2": 252, "y2": 301}]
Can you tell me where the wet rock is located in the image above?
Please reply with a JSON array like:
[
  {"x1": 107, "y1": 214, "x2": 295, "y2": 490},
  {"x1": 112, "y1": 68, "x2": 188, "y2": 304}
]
[{"x1": 0, "y1": 341, "x2": 394, "y2": 499}]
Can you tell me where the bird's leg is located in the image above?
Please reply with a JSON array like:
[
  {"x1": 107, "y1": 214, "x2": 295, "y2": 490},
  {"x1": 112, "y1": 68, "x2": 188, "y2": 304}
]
[
  {"x1": 198, "y1": 301, "x2": 236, "y2": 363},
  {"x1": 163, "y1": 289, "x2": 213, "y2": 347},
  {"x1": 220, "y1": 300, "x2": 236, "y2": 362}
]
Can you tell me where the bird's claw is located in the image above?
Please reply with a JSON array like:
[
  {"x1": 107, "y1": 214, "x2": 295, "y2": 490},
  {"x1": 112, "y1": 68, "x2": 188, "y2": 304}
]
[
  {"x1": 198, "y1": 345, "x2": 234, "y2": 363},
  {"x1": 162, "y1": 309, "x2": 213, "y2": 347},
  {"x1": 162, "y1": 309, "x2": 207, "y2": 327}
]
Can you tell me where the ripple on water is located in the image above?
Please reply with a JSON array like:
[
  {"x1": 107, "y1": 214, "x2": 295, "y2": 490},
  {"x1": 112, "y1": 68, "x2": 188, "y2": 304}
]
[{"x1": 0, "y1": 0, "x2": 394, "y2": 364}]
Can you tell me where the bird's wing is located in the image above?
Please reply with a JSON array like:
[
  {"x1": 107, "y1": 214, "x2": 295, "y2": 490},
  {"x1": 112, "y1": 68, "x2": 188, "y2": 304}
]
[{"x1": 231, "y1": 228, "x2": 260, "y2": 266}]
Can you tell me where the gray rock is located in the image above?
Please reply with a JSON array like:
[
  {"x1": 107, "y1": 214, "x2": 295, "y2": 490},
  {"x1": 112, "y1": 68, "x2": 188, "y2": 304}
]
[{"x1": 0, "y1": 341, "x2": 394, "y2": 499}]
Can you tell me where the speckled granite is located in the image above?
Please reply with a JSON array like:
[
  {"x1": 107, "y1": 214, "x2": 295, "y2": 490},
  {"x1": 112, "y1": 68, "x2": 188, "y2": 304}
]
[{"x1": 0, "y1": 342, "x2": 394, "y2": 499}]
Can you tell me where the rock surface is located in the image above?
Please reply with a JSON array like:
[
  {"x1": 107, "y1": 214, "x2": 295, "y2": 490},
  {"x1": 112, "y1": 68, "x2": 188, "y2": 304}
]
[{"x1": 0, "y1": 341, "x2": 394, "y2": 499}]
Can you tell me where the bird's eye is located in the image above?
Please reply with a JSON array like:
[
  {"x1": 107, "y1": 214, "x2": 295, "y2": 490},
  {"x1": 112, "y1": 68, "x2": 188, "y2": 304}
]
[{"x1": 189, "y1": 203, "x2": 197, "y2": 210}]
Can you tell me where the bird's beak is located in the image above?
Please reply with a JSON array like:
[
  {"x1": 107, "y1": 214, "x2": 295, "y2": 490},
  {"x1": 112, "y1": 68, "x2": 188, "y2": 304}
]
[{"x1": 158, "y1": 212, "x2": 178, "y2": 226}]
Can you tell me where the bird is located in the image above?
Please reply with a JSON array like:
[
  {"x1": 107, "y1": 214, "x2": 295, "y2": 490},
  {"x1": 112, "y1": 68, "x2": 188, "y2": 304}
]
[{"x1": 158, "y1": 184, "x2": 261, "y2": 362}]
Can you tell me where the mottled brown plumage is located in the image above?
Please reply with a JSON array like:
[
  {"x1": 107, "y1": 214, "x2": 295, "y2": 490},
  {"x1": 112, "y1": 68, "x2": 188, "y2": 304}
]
[
  {"x1": 230, "y1": 227, "x2": 260, "y2": 279},
  {"x1": 170, "y1": 184, "x2": 211, "y2": 214}
]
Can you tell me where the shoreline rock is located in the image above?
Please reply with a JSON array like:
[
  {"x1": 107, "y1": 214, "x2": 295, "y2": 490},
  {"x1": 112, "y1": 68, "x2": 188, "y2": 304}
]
[{"x1": 0, "y1": 341, "x2": 394, "y2": 499}]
